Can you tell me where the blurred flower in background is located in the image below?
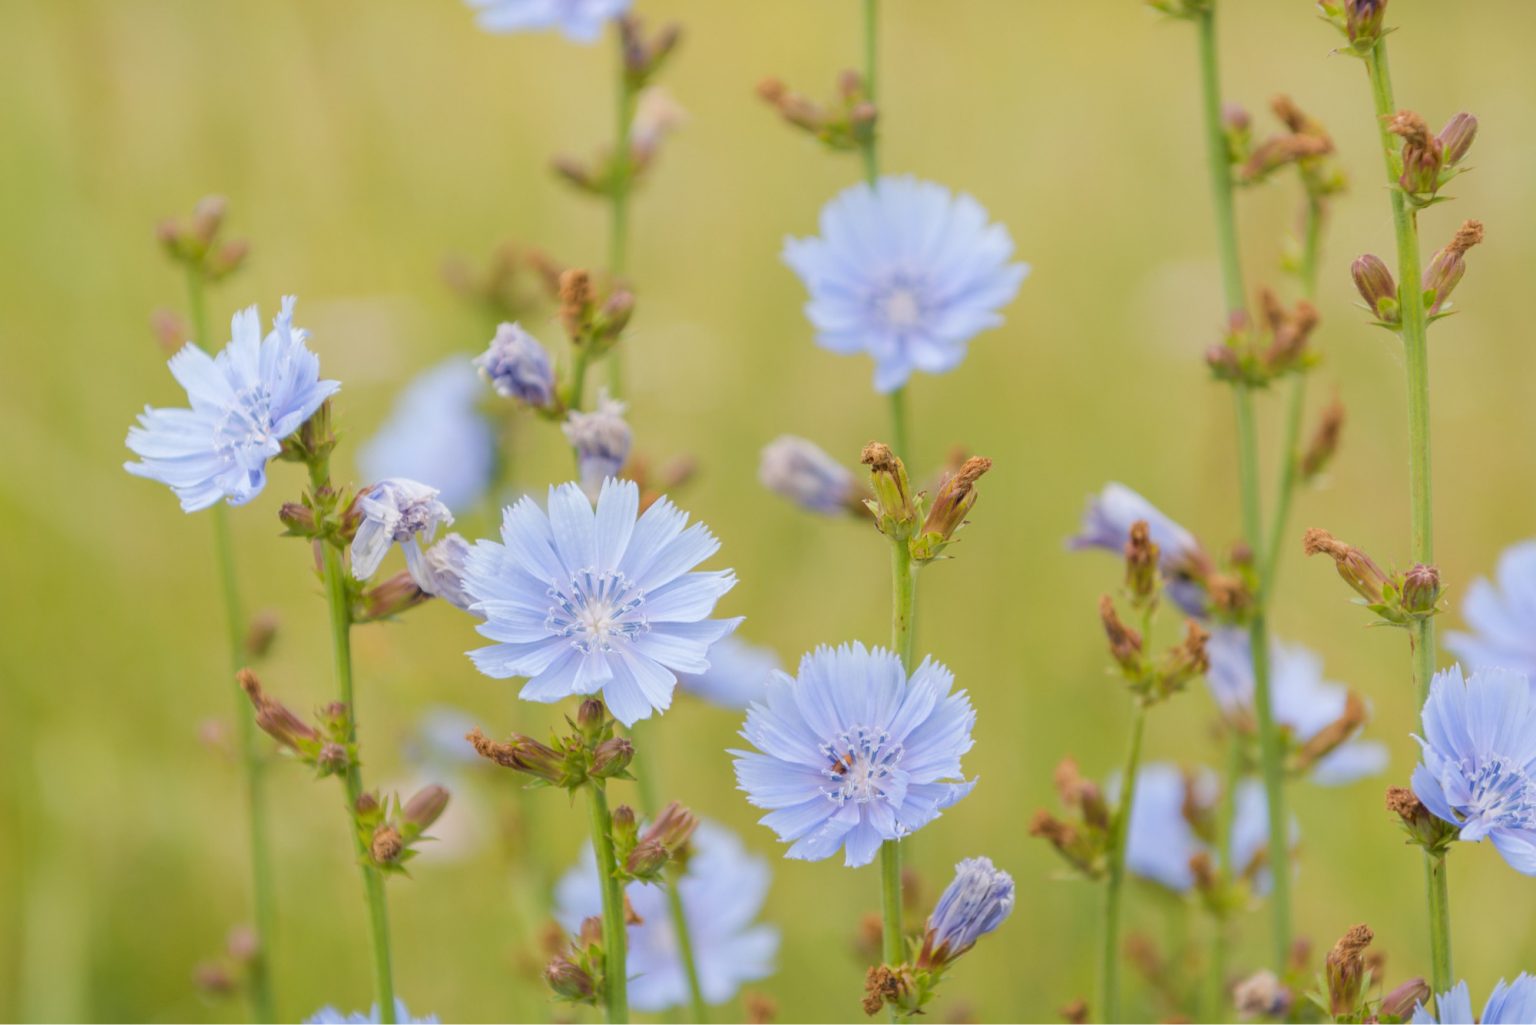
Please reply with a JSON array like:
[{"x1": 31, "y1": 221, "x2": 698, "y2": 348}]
[
  {"x1": 358, "y1": 359, "x2": 496, "y2": 513},
  {"x1": 464, "y1": 0, "x2": 631, "y2": 42},
  {"x1": 304, "y1": 998, "x2": 439, "y2": 1024},
  {"x1": 677, "y1": 635, "x2": 781, "y2": 710},
  {"x1": 1445, "y1": 539, "x2": 1536, "y2": 682}
]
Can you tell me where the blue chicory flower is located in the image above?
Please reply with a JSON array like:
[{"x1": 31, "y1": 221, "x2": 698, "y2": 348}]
[
  {"x1": 125, "y1": 296, "x2": 338, "y2": 511},
  {"x1": 357, "y1": 358, "x2": 495, "y2": 512},
  {"x1": 1067, "y1": 482, "x2": 1210, "y2": 616},
  {"x1": 759, "y1": 435, "x2": 856, "y2": 515},
  {"x1": 460, "y1": 478, "x2": 740, "y2": 726},
  {"x1": 563, "y1": 393, "x2": 632, "y2": 499},
  {"x1": 1445, "y1": 540, "x2": 1536, "y2": 683},
  {"x1": 474, "y1": 322, "x2": 556, "y2": 409},
  {"x1": 1205, "y1": 628, "x2": 1388, "y2": 786},
  {"x1": 733, "y1": 643, "x2": 976, "y2": 868},
  {"x1": 924, "y1": 856, "x2": 1015, "y2": 959},
  {"x1": 677, "y1": 635, "x2": 781, "y2": 710},
  {"x1": 1412, "y1": 975, "x2": 1536, "y2": 1024},
  {"x1": 412, "y1": 532, "x2": 475, "y2": 611},
  {"x1": 304, "y1": 999, "x2": 437, "y2": 1024},
  {"x1": 464, "y1": 0, "x2": 631, "y2": 42},
  {"x1": 1412, "y1": 664, "x2": 1536, "y2": 874},
  {"x1": 782, "y1": 175, "x2": 1027, "y2": 393},
  {"x1": 554, "y1": 820, "x2": 779, "y2": 1011},
  {"x1": 350, "y1": 478, "x2": 454, "y2": 583}
]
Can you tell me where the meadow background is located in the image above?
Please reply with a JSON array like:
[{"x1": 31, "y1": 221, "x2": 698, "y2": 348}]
[{"x1": 4, "y1": 0, "x2": 1536, "y2": 1020}]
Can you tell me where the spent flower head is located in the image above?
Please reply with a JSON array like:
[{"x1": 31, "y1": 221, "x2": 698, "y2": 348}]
[
  {"x1": 350, "y1": 478, "x2": 454, "y2": 582},
  {"x1": 475, "y1": 322, "x2": 557, "y2": 409},
  {"x1": 563, "y1": 393, "x2": 632, "y2": 499},
  {"x1": 760, "y1": 435, "x2": 859, "y2": 515}
]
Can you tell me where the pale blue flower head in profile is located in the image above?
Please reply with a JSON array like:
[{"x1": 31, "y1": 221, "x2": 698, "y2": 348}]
[
  {"x1": 1205, "y1": 628, "x2": 1389, "y2": 786},
  {"x1": 733, "y1": 643, "x2": 976, "y2": 868},
  {"x1": 1412, "y1": 664, "x2": 1536, "y2": 874},
  {"x1": 474, "y1": 322, "x2": 556, "y2": 409},
  {"x1": 304, "y1": 999, "x2": 438, "y2": 1024},
  {"x1": 782, "y1": 175, "x2": 1027, "y2": 393},
  {"x1": 349, "y1": 478, "x2": 454, "y2": 583},
  {"x1": 1445, "y1": 540, "x2": 1536, "y2": 682},
  {"x1": 677, "y1": 635, "x2": 781, "y2": 710},
  {"x1": 554, "y1": 820, "x2": 779, "y2": 1011},
  {"x1": 1411, "y1": 975, "x2": 1536, "y2": 1024},
  {"x1": 465, "y1": 0, "x2": 631, "y2": 42},
  {"x1": 563, "y1": 393, "x2": 632, "y2": 500},
  {"x1": 759, "y1": 435, "x2": 856, "y2": 515},
  {"x1": 125, "y1": 296, "x2": 338, "y2": 511},
  {"x1": 460, "y1": 478, "x2": 741, "y2": 726},
  {"x1": 1067, "y1": 482, "x2": 1209, "y2": 616},
  {"x1": 357, "y1": 359, "x2": 494, "y2": 513},
  {"x1": 924, "y1": 856, "x2": 1015, "y2": 958},
  {"x1": 412, "y1": 532, "x2": 475, "y2": 611}
]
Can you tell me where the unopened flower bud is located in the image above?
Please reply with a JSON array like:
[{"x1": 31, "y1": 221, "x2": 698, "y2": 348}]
[
  {"x1": 597, "y1": 290, "x2": 636, "y2": 341},
  {"x1": 360, "y1": 571, "x2": 431, "y2": 621},
  {"x1": 238, "y1": 669, "x2": 320, "y2": 751},
  {"x1": 207, "y1": 239, "x2": 250, "y2": 281},
  {"x1": 194, "y1": 961, "x2": 237, "y2": 996},
  {"x1": 563, "y1": 393, "x2": 632, "y2": 499},
  {"x1": 625, "y1": 837, "x2": 671, "y2": 878},
  {"x1": 1233, "y1": 969, "x2": 1291, "y2": 1020},
  {"x1": 467, "y1": 728, "x2": 579, "y2": 787},
  {"x1": 1157, "y1": 620, "x2": 1210, "y2": 695},
  {"x1": 226, "y1": 924, "x2": 259, "y2": 964},
  {"x1": 545, "y1": 957, "x2": 595, "y2": 1002},
  {"x1": 403, "y1": 784, "x2": 451, "y2": 831},
  {"x1": 1324, "y1": 923, "x2": 1373, "y2": 1016},
  {"x1": 591, "y1": 737, "x2": 634, "y2": 779},
  {"x1": 551, "y1": 155, "x2": 599, "y2": 194},
  {"x1": 1381, "y1": 978, "x2": 1432, "y2": 1020},
  {"x1": 1302, "y1": 528, "x2": 1391, "y2": 605},
  {"x1": 278, "y1": 502, "x2": 317, "y2": 536},
  {"x1": 1423, "y1": 220, "x2": 1483, "y2": 315},
  {"x1": 244, "y1": 611, "x2": 280, "y2": 660},
  {"x1": 354, "y1": 790, "x2": 381, "y2": 817},
  {"x1": 611, "y1": 804, "x2": 639, "y2": 846},
  {"x1": 1401, "y1": 563, "x2": 1441, "y2": 614},
  {"x1": 559, "y1": 269, "x2": 595, "y2": 342},
  {"x1": 576, "y1": 698, "x2": 607, "y2": 742},
  {"x1": 1342, "y1": 0, "x2": 1387, "y2": 45},
  {"x1": 475, "y1": 322, "x2": 556, "y2": 409},
  {"x1": 912, "y1": 456, "x2": 992, "y2": 561},
  {"x1": 1388, "y1": 110, "x2": 1442, "y2": 198},
  {"x1": 1437, "y1": 112, "x2": 1478, "y2": 166},
  {"x1": 1351, "y1": 253, "x2": 1398, "y2": 323},
  {"x1": 1300, "y1": 397, "x2": 1345, "y2": 481},
  {"x1": 861, "y1": 442, "x2": 918, "y2": 536},
  {"x1": 1099, "y1": 595, "x2": 1143, "y2": 673},
  {"x1": 317, "y1": 742, "x2": 349, "y2": 775},
  {"x1": 1124, "y1": 521, "x2": 1160, "y2": 604},
  {"x1": 1222, "y1": 101, "x2": 1251, "y2": 135},
  {"x1": 189, "y1": 195, "x2": 228, "y2": 247},
  {"x1": 642, "y1": 800, "x2": 700, "y2": 852},
  {"x1": 370, "y1": 824, "x2": 404, "y2": 865},
  {"x1": 759, "y1": 435, "x2": 859, "y2": 515},
  {"x1": 578, "y1": 915, "x2": 605, "y2": 949}
]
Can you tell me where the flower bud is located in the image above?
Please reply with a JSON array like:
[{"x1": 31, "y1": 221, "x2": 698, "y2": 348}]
[
  {"x1": 911, "y1": 456, "x2": 991, "y2": 562},
  {"x1": 578, "y1": 915, "x2": 605, "y2": 950},
  {"x1": 1099, "y1": 595, "x2": 1143, "y2": 674},
  {"x1": 238, "y1": 669, "x2": 320, "y2": 751},
  {"x1": 360, "y1": 571, "x2": 431, "y2": 622},
  {"x1": 355, "y1": 790, "x2": 381, "y2": 817},
  {"x1": 403, "y1": 784, "x2": 451, "y2": 832},
  {"x1": 1386, "y1": 785, "x2": 1457, "y2": 851},
  {"x1": 591, "y1": 737, "x2": 634, "y2": 779},
  {"x1": 317, "y1": 742, "x2": 349, "y2": 775},
  {"x1": 642, "y1": 800, "x2": 700, "y2": 853},
  {"x1": 1388, "y1": 110, "x2": 1443, "y2": 199},
  {"x1": 1343, "y1": 0, "x2": 1387, "y2": 44},
  {"x1": 1423, "y1": 220, "x2": 1483, "y2": 315},
  {"x1": 563, "y1": 394, "x2": 632, "y2": 499},
  {"x1": 576, "y1": 698, "x2": 607, "y2": 742},
  {"x1": 475, "y1": 322, "x2": 556, "y2": 409},
  {"x1": 467, "y1": 728, "x2": 580, "y2": 788},
  {"x1": 596, "y1": 290, "x2": 636, "y2": 342},
  {"x1": 559, "y1": 268, "x2": 595, "y2": 343},
  {"x1": 278, "y1": 501, "x2": 317, "y2": 536},
  {"x1": 861, "y1": 442, "x2": 918, "y2": 537},
  {"x1": 759, "y1": 435, "x2": 859, "y2": 516},
  {"x1": 915, "y1": 856, "x2": 1015, "y2": 970},
  {"x1": 1302, "y1": 528, "x2": 1391, "y2": 606},
  {"x1": 1300, "y1": 397, "x2": 1345, "y2": 481},
  {"x1": 206, "y1": 239, "x2": 250, "y2": 281},
  {"x1": 1156, "y1": 620, "x2": 1210, "y2": 695},
  {"x1": 1351, "y1": 253, "x2": 1398, "y2": 323},
  {"x1": 189, "y1": 195, "x2": 228, "y2": 247},
  {"x1": 1324, "y1": 923, "x2": 1373, "y2": 1017},
  {"x1": 625, "y1": 837, "x2": 671, "y2": 878},
  {"x1": 545, "y1": 957, "x2": 596, "y2": 1003},
  {"x1": 1124, "y1": 521, "x2": 1160, "y2": 604},
  {"x1": 1437, "y1": 112, "x2": 1477, "y2": 166},
  {"x1": 1381, "y1": 978, "x2": 1432, "y2": 1021},
  {"x1": 244, "y1": 611, "x2": 280, "y2": 661},
  {"x1": 611, "y1": 804, "x2": 639, "y2": 846},
  {"x1": 1401, "y1": 563, "x2": 1442, "y2": 614},
  {"x1": 370, "y1": 824, "x2": 404, "y2": 865}
]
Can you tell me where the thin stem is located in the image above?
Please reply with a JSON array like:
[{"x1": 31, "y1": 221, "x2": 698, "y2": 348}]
[
  {"x1": 587, "y1": 782, "x2": 630, "y2": 1024},
  {"x1": 1204, "y1": 736, "x2": 1243, "y2": 1022},
  {"x1": 566, "y1": 346, "x2": 594, "y2": 416},
  {"x1": 628, "y1": 721, "x2": 708, "y2": 1023},
  {"x1": 876, "y1": 537, "x2": 916, "y2": 1022},
  {"x1": 1194, "y1": 3, "x2": 1290, "y2": 969},
  {"x1": 1097, "y1": 701, "x2": 1149, "y2": 1025},
  {"x1": 186, "y1": 268, "x2": 277, "y2": 1023},
  {"x1": 319, "y1": 542, "x2": 397, "y2": 1024},
  {"x1": 606, "y1": 28, "x2": 637, "y2": 399},
  {"x1": 1362, "y1": 36, "x2": 1451, "y2": 1001}
]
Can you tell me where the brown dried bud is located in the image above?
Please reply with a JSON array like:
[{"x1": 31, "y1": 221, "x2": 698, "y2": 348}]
[
  {"x1": 278, "y1": 502, "x2": 317, "y2": 536},
  {"x1": 861, "y1": 442, "x2": 917, "y2": 534},
  {"x1": 1059, "y1": 998, "x2": 1089, "y2": 1025},
  {"x1": 1424, "y1": 220, "x2": 1484, "y2": 315},
  {"x1": 1099, "y1": 595, "x2": 1143, "y2": 672},
  {"x1": 918, "y1": 456, "x2": 992, "y2": 552},
  {"x1": 1124, "y1": 521, "x2": 1160, "y2": 602},
  {"x1": 150, "y1": 307, "x2": 187, "y2": 352},
  {"x1": 1157, "y1": 621, "x2": 1210, "y2": 694},
  {"x1": 370, "y1": 824, "x2": 404, "y2": 865},
  {"x1": 1325, "y1": 923, "x2": 1374, "y2": 1016},
  {"x1": 1382, "y1": 978, "x2": 1433, "y2": 1021},
  {"x1": 1300, "y1": 397, "x2": 1346, "y2": 481},
  {"x1": 1296, "y1": 691, "x2": 1367, "y2": 768},
  {"x1": 243, "y1": 611, "x2": 280, "y2": 660},
  {"x1": 1302, "y1": 528, "x2": 1391, "y2": 605},
  {"x1": 1388, "y1": 110, "x2": 1443, "y2": 196},
  {"x1": 1239, "y1": 133, "x2": 1333, "y2": 182},
  {"x1": 466, "y1": 728, "x2": 577, "y2": 787},
  {"x1": 354, "y1": 790, "x2": 381, "y2": 817},
  {"x1": 360, "y1": 571, "x2": 431, "y2": 621},
  {"x1": 559, "y1": 269, "x2": 594, "y2": 342},
  {"x1": 642, "y1": 800, "x2": 700, "y2": 853},
  {"x1": 238, "y1": 669, "x2": 320, "y2": 751},
  {"x1": 189, "y1": 195, "x2": 228, "y2": 246},
  {"x1": 744, "y1": 991, "x2": 779, "y2": 1025}
]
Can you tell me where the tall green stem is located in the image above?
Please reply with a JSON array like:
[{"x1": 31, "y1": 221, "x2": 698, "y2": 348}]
[
  {"x1": 185, "y1": 268, "x2": 277, "y2": 1023},
  {"x1": 1097, "y1": 701, "x2": 1149, "y2": 1024},
  {"x1": 878, "y1": 539, "x2": 917, "y2": 1022},
  {"x1": 1193, "y1": 3, "x2": 1290, "y2": 969},
  {"x1": 629, "y1": 721, "x2": 708, "y2": 1023},
  {"x1": 607, "y1": 28, "x2": 637, "y2": 399},
  {"x1": 587, "y1": 782, "x2": 630, "y2": 1024},
  {"x1": 1361, "y1": 36, "x2": 1451, "y2": 1001},
  {"x1": 319, "y1": 541, "x2": 397, "y2": 1024}
]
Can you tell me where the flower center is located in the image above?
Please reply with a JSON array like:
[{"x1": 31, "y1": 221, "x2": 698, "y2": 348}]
[
  {"x1": 547, "y1": 569, "x2": 648, "y2": 654},
  {"x1": 215, "y1": 385, "x2": 276, "y2": 456},
  {"x1": 1467, "y1": 757, "x2": 1536, "y2": 830},
  {"x1": 820, "y1": 725, "x2": 903, "y2": 805},
  {"x1": 879, "y1": 287, "x2": 924, "y2": 331}
]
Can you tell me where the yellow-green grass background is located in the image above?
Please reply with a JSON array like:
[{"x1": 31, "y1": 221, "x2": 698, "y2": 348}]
[{"x1": 5, "y1": 0, "x2": 1536, "y2": 1020}]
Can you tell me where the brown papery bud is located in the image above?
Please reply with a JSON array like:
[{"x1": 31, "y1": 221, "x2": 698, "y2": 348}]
[
  {"x1": 1300, "y1": 397, "x2": 1346, "y2": 481},
  {"x1": 370, "y1": 824, "x2": 404, "y2": 865},
  {"x1": 1099, "y1": 595, "x2": 1143, "y2": 672},
  {"x1": 559, "y1": 269, "x2": 594, "y2": 341},
  {"x1": 1423, "y1": 220, "x2": 1484, "y2": 315},
  {"x1": 1325, "y1": 924, "x2": 1374, "y2": 1016},
  {"x1": 1124, "y1": 521, "x2": 1160, "y2": 602},
  {"x1": 1302, "y1": 528, "x2": 1391, "y2": 605},
  {"x1": 237, "y1": 668, "x2": 319, "y2": 751}
]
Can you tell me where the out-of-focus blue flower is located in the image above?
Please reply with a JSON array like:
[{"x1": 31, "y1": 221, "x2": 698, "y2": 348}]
[
  {"x1": 1205, "y1": 628, "x2": 1388, "y2": 786},
  {"x1": 474, "y1": 322, "x2": 556, "y2": 408},
  {"x1": 782, "y1": 175, "x2": 1027, "y2": 393},
  {"x1": 759, "y1": 435, "x2": 856, "y2": 515},
  {"x1": 563, "y1": 393, "x2": 632, "y2": 499},
  {"x1": 304, "y1": 999, "x2": 438, "y2": 1024},
  {"x1": 411, "y1": 532, "x2": 475, "y2": 611},
  {"x1": 461, "y1": 479, "x2": 740, "y2": 726},
  {"x1": 1067, "y1": 483, "x2": 1209, "y2": 616},
  {"x1": 464, "y1": 0, "x2": 630, "y2": 42},
  {"x1": 678, "y1": 636, "x2": 781, "y2": 710},
  {"x1": 554, "y1": 820, "x2": 778, "y2": 1011},
  {"x1": 1412, "y1": 665, "x2": 1536, "y2": 874},
  {"x1": 733, "y1": 643, "x2": 975, "y2": 868},
  {"x1": 405, "y1": 705, "x2": 484, "y2": 769},
  {"x1": 126, "y1": 296, "x2": 338, "y2": 512},
  {"x1": 924, "y1": 856, "x2": 1014, "y2": 959},
  {"x1": 1122, "y1": 764, "x2": 1296, "y2": 895},
  {"x1": 350, "y1": 478, "x2": 454, "y2": 583},
  {"x1": 358, "y1": 359, "x2": 495, "y2": 513},
  {"x1": 1412, "y1": 975, "x2": 1536, "y2": 1024},
  {"x1": 1445, "y1": 540, "x2": 1536, "y2": 682}
]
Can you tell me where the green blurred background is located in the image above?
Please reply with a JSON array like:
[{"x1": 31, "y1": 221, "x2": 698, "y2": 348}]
[{"x1": 5, "y1": 0, "x2": 1536, "y2": 1020}]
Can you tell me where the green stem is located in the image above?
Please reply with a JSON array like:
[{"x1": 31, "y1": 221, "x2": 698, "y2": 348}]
[
  {"x1": 1194, "y1": 3, "x2": 1290, "y2": 969},
  {"x1": 1207, "y1": 734, "x2": 1243, "y2": 1022},
  {"x1": 877, "y1": 536, "x2": 916, "y2": 1022},
  {"x1": 1098, "y1": 701, "x2": 1149, "y2": 1025},
  {"x1": 186, "y1": 268, "x2": 277, "y2": 1023},
  {"x1": 319, "y1": 542, "x2": 397, "y2": 1024},
  {"x1": 1362, "y1": 36, "x2": 1451, "y2": 1002},
  {"x1": 629, "y1": 722, "x2": 708, "y2": 1023},
  {"x1": 566, "y1": 346, "x2": 594, "y2": 417},
  {"x1": 607, "y1": 28, "x2": 637, "y2": 399},
  {"x1": 587, "y1": 782, "x2": 630, "y2": 1024}
]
